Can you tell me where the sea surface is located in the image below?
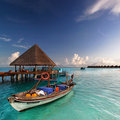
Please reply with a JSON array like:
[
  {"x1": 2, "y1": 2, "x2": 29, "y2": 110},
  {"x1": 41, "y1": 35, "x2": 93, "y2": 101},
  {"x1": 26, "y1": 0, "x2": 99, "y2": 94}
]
[{"x1": 1, "y1": 67, "x2": 120, "y2": 120}]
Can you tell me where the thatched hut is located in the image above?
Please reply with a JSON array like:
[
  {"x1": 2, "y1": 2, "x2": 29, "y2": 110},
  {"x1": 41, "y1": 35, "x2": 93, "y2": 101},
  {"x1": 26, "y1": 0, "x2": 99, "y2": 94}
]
[{"x1": 10, "y1": 44, "x2": 56, "y2": 72}]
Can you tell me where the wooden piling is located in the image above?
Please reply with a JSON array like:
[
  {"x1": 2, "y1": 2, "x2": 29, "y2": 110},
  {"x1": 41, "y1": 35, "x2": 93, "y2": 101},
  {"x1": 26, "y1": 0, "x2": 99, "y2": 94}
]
[
  {"x1": 34, "y1": 65, "x2": 37, "y2": 77},
  {"x1": 29, "y1": 74, "x2": 31, "y2": 79},
  {"x1": 11, "y1": 75, "x2": 14, "y2": 82},
  {"x1": 16, "y1": 74, "x2": 20, "y2": 81},
  {"x1": 2, "y1": 76, "x2": 5, "y2": 83},
  {"x1": 25, "y1": 74, "x2": 28, "y2": 80},
  {"x1": 21, "y1": 74, "x2": 24, "y2": 80}
]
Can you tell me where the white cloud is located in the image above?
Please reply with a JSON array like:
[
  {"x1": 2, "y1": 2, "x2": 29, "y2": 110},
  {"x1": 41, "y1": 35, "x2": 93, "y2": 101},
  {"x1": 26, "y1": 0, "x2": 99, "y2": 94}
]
[
  {"x1": 72, "y1": 54, "x2": 86, "y2": 65},
  {"x1": 65, "y1": 58, "x2": 69, "y2": 64},
  {"x1": 8, "y1": 52, "x2": 20, "y2": 63},
  {"x1": 0, "y1": 52, "x2": 20, "y2": 66},
  {"x1": 77, "y1": 0, "x2": 120, "y2": 21},
  {"x1": 85, "y1": 56, "x2": 89, "y2": 61},
  {"x1": 87, "y1": 0, "x2": 120, "y2": 15},
  {"x1": 65, "y1": 53, "x2": 119, "y2": 67},
  {"x1": 17, "y1": 38, "x2": 24, "y2": 43},
  {"x1": 0, "y1": 37, "x2": 11, "y2": 42},
  {"x1": 12, "y1": 44, "x2": 28, "y2": 49}
]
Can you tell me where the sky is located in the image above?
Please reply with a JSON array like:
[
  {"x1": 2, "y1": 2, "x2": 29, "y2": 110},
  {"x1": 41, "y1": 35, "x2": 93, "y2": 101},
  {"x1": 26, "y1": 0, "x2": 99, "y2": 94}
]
[{"x1": 1, "y1": 0, "x2": 120, "y2": 67}]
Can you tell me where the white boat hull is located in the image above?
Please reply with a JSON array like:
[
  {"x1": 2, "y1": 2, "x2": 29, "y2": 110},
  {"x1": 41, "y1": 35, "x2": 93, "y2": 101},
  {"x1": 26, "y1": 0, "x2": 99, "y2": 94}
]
[{"x1": 9, "y1": 89, "x2": 72, "y2": 112}]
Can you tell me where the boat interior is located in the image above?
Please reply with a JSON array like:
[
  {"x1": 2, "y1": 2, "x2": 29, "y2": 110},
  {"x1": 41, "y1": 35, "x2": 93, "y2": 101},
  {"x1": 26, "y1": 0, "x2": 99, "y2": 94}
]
[{"x1": 12, "y1": 82, "x2": 75, "y2": 98}]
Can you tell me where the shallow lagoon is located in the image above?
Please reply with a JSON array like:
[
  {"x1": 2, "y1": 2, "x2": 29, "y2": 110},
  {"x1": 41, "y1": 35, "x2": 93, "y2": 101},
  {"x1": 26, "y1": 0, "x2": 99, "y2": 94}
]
[{"x1": 1, "y1": 68, "x2": 120, "y2": 120}]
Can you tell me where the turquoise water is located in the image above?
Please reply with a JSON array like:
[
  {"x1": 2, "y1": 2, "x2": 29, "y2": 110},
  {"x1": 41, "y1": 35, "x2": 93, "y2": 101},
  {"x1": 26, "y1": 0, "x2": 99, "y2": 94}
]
[{"x1": 1, "y1": 68, "x2": 120, "y2": 120}]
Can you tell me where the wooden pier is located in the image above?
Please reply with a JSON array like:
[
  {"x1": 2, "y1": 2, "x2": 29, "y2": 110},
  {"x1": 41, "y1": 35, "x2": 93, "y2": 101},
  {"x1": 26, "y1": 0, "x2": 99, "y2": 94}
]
[{"x1": 0, "y1": 70, "x2": 59, "y2": 83}]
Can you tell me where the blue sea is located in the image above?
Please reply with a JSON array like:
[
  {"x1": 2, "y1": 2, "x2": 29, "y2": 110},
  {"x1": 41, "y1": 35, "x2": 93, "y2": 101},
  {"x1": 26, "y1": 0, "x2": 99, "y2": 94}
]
[{"x1": 1, "y1": 67, "x2": 120, "y2": 120}]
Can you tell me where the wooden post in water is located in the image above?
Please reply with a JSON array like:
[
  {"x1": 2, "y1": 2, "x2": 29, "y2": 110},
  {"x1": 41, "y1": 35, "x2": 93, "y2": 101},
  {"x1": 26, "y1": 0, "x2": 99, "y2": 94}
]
[
  {"x1": 2, "y1": 76, "x2": 5, "y2": 83},
  {"x1": 34, "y1": 65, "x2": 37, "y2": 78},
  {"x1": 23, "y1": 74, "x2": 25, "y2": 79},
  {"x1": 29, "y1": 74, "x2": 31, "y2": 79},
  {"x1": 25, "y1": 74, "x2": 28, "y2": 80},
  {"x1": 25, "y1": 74, "x2": 27, "y2": 79},
  {"x1": 16, "y1": 74, "x2": 20, "y2": 81},
  {"x1": 21, "y1": 74, "x2": 24, "y2": 80},
  {"x1": 11, "y1": 75, "x2": 14, "y2": 82}
]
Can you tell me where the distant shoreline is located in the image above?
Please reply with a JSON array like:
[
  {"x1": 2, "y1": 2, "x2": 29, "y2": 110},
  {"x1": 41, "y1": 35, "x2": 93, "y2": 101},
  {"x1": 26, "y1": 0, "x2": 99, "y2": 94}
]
[{"x1": 87, "y1": 66, "x2": 120, "y2": 68}]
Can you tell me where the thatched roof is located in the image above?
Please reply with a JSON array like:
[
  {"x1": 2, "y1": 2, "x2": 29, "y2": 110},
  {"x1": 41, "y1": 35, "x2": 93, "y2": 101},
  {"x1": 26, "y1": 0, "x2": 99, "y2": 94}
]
[{"x1": 10, "y1": 44, "x2": 56, "y2": 66}]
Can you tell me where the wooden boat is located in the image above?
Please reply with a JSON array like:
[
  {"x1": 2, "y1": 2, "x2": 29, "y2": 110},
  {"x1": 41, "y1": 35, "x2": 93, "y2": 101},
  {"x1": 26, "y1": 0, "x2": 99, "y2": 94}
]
[
  {"x1": 80, "y1": 67, "x2": 85, "y2": 70},
  {"x1": 8, "y1": 73, "x2": 75, "y2": 112}
]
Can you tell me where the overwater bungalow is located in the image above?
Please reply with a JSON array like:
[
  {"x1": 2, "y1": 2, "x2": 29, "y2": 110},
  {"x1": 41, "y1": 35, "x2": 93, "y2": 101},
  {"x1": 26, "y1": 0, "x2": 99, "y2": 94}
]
[{"x1": 0, "y1": 44, "x2": 58, "y2": 82}]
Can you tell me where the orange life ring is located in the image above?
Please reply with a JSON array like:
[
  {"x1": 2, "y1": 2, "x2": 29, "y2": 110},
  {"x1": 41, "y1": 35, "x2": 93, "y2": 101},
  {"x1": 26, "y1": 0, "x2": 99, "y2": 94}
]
[{"x1": 41, "y1": 72, "x2": 50, "y2": 80}]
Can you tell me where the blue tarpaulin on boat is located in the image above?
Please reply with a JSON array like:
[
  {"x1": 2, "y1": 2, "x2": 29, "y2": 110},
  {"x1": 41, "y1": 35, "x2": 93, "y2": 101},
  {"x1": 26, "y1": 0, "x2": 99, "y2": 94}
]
[
  {"x1": 56, "y1": 85, "x2": 67, "y2": 90},
  {"x1": 37, "y1": 87, "x2": 54, "y2": 95}
]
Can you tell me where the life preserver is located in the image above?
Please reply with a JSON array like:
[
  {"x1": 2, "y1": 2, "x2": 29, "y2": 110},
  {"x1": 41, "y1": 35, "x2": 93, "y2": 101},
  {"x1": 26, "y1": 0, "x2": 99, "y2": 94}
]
[{"x1": 41, "y1": 72, "x2": 50, "y2": 80}]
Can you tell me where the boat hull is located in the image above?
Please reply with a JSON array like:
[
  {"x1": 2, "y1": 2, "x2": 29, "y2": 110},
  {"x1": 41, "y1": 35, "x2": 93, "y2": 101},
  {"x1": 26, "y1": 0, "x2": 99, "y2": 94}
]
[{"x1": 8, "y1": 87, "x2": 72, "y2": 112}]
